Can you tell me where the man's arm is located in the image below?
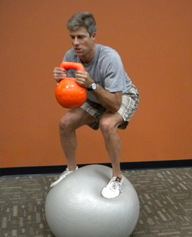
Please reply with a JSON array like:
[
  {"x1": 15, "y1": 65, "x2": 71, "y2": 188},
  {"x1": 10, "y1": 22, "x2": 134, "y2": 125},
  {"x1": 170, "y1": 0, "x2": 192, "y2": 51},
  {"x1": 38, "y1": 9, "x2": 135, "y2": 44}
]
[
  {"x1": 75, "y1": 71, "x2": 122, "y2": 113},
  {"x1": 92, "y1": 85, "x2": 122, "y2": 113}
]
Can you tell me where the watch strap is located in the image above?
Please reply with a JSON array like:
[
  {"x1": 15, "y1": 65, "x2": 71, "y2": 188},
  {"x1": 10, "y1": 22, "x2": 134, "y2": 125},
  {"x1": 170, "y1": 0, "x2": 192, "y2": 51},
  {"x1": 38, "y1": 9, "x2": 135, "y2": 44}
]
[{"x1": 87, "y1": 83, "x2": 97, "y2": 91}]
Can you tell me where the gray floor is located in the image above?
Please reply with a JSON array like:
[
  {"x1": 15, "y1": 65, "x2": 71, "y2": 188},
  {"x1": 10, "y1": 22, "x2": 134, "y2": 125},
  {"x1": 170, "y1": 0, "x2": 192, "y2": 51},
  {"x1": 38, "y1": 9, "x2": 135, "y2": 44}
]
[{"x1": 0, "y1": 167, "x2": 192, "y2": 237}]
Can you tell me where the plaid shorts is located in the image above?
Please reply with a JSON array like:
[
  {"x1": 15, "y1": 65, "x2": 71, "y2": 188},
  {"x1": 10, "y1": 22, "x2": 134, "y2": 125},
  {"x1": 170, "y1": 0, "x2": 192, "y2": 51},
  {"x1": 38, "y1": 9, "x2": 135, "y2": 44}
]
[{"x1": 81, "y1": 84, "x2": 139, "y2": 130}]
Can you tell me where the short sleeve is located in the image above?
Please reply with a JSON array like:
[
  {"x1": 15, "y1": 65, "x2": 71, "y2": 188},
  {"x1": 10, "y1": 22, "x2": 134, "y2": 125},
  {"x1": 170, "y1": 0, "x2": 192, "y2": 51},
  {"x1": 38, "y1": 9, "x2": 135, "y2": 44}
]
[{"x1": 103, "y1": 54, "x2": 125, "y2": 93}]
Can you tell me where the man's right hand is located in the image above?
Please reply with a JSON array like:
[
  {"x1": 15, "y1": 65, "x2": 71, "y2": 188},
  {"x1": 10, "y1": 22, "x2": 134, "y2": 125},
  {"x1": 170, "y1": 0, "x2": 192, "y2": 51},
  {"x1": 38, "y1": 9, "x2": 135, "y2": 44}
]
[{"x1": 53, "y1": 67, "x2": 68, "y2": 83}]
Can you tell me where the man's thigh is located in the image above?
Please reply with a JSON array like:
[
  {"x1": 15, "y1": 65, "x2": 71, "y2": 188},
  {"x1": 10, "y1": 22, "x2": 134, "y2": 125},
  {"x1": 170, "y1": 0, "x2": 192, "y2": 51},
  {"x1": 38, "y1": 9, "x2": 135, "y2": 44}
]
[{"x1": 61, "y1": 108, "x2": 96, "y2": 130}]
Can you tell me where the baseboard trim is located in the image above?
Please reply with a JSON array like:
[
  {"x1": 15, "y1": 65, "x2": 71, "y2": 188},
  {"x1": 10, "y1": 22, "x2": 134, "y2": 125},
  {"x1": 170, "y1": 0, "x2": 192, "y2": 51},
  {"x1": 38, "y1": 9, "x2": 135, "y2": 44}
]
[{"x1": 0, "y1": 160, "x2": 192, "y2": 176}]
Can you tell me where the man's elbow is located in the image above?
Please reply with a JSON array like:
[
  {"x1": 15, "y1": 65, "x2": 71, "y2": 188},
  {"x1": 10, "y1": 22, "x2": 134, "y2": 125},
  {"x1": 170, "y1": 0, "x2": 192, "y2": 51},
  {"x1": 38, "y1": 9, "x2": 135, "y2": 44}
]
[{"x1": 109, "y1": 103, "x2": 121, "y2": 113}]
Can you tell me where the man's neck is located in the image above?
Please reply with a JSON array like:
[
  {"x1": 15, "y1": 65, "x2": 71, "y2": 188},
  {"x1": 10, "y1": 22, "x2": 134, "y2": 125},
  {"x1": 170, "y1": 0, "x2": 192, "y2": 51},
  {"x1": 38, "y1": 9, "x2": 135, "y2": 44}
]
[{"x1": 80, "y1": 45, "x2": 96, "y2": 64}]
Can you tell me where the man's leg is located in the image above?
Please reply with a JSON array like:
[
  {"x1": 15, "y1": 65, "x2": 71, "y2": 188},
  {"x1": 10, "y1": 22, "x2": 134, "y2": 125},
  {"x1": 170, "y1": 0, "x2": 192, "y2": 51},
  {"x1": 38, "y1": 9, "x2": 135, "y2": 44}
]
[
  {"x1": 59, "y1": 108, "x2": 96, "y2": 171},
  {"x1": 99, "y1": 111, "x2": 124, "y2": 178},
  {"x1": 50, "y1": 108, "x2": 96, "y2": 188},
  {"x1": 100, "y1": 111, "x2": 124, "y2": 199}
]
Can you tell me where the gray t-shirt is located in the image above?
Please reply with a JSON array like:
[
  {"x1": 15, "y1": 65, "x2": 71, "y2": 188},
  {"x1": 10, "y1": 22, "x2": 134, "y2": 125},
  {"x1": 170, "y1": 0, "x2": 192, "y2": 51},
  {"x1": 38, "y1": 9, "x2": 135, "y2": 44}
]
[{"x1": 63, "y1": 44, "x2": 132, "y2": 103}]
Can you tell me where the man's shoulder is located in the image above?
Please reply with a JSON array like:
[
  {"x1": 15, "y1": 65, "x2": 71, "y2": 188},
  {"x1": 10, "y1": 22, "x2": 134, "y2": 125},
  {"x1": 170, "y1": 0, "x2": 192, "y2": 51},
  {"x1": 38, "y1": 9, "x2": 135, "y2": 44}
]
[
  {"x1": 97, "y1": 44, "x2": 118, "y2": 55},
  {"x1": 65, "y1": 48, "x2": 75, "y2": 58},
  {"x1": 64, "y1": 48, "x2": 81, "y2": 63},
  {"x1": 96, "y1": 44, "x2": 121, "y2": 65}
]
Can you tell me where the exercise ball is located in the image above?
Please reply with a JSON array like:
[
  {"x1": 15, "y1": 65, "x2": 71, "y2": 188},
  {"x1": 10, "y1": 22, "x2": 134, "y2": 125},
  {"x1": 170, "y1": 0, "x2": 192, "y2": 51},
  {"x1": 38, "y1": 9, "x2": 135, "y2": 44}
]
[
  {"x1": 55, "y1": 62, "x2": 87, "y2": 108},
  {"x1": 45, "y1": 165, "x2": 140, "y2": 237}
]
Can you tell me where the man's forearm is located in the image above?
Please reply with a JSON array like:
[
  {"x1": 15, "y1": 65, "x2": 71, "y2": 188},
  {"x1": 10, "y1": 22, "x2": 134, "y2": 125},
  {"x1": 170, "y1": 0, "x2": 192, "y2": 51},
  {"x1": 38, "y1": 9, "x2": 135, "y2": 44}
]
[{"x1": 92, "y1": 85, "x2": 122, "y2": 113}]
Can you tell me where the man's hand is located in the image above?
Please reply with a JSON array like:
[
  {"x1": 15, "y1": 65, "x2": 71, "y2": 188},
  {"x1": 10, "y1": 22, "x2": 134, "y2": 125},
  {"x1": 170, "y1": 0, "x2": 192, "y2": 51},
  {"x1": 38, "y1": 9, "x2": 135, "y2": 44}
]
[
  {"x1": 53, "y1": 67, "x2": 68, "y2": 83},
  {"x1": 75, "y1": 71, "x2": 94, "y2": 89}
]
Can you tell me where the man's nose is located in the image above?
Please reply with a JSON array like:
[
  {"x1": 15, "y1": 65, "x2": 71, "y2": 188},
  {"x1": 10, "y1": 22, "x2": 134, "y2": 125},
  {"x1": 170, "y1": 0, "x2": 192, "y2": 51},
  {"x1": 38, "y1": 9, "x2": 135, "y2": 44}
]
[{"x1": 74, "y1": 37, "x2": 79, "y2": 45}]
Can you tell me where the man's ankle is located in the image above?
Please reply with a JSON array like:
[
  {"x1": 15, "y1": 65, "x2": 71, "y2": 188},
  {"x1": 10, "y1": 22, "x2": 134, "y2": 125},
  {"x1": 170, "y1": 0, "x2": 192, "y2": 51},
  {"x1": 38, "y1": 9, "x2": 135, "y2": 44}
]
[
  {"x1": 67, "y1": 165, "x2": 77, "y2": 171},
  {"x1": 115, "y1": 176, "x2": 122, "y2": 182},
  {"x1": 113, "y1": 174, "x2": 122, "y2": 179}
]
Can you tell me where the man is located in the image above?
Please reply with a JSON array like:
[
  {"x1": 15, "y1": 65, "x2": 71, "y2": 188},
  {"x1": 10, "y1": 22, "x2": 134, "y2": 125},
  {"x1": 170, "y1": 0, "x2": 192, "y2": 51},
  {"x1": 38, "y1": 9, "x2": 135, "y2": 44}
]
[{"x1": 51, "y1": 12, "x2": 139, "y2": 199}]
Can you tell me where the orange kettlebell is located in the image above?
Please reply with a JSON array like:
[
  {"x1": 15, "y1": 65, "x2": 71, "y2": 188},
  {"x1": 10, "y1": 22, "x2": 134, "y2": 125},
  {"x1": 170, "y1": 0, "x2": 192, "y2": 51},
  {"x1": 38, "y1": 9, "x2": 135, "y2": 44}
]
[{"x1": 55, "y1": 62, "x2": 87, "y2": 108}]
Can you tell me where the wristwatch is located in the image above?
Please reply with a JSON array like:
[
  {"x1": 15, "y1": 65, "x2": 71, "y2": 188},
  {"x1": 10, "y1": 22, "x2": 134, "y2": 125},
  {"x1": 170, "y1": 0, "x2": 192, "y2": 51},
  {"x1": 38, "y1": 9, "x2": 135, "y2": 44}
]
[{"x1": 87, "y1": 83, "x2": 97, "y2": 91}]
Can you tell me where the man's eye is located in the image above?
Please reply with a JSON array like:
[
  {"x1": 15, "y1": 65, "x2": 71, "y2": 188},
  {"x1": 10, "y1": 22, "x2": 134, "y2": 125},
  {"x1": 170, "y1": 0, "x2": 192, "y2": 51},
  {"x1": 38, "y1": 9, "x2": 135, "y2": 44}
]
[{"x1": 78, "y1": 36, "x2": 85, "y2": 40}]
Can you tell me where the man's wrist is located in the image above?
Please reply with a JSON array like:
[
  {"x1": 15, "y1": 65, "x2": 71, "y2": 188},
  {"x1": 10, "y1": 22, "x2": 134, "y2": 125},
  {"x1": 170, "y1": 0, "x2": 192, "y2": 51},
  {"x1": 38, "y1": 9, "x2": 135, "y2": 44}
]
[{"x1": 87, "y1": 82, "x2": 97, "y2": 91}]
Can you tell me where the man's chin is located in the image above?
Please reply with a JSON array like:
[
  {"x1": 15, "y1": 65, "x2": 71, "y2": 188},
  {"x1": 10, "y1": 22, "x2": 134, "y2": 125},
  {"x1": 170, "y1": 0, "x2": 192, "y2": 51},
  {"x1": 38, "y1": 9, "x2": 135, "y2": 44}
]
[{"x1": 75, "y1": 50, "x2": 83, "y2": 56}]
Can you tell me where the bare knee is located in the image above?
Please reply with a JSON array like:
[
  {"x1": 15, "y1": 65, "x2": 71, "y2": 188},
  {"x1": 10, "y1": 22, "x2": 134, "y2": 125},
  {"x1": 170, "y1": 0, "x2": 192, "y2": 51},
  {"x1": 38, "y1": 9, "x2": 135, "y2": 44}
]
[
  {"x1": 59, "y1": 115, "x2": 73, "y2": 133},
  {"x1": 100, "y1": 117, "x2": 115, "y2": 136},
  {"x1": 59, "y1": 108, "x2": 94, "y2": 133}
]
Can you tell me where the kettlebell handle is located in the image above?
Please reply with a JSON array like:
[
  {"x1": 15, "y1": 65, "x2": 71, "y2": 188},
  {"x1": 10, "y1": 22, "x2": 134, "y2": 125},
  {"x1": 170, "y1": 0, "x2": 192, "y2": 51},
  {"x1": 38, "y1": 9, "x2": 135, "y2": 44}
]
[{"x1": 60, "y1": 62, "x2": 85, "y2": 72}]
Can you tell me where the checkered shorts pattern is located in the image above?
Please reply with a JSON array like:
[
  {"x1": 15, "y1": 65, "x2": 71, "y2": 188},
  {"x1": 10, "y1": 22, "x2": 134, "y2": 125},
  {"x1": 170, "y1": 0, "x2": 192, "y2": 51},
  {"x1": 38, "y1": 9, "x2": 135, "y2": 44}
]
[{"x1": 81, "y1": 84, "x2": 139, "y2": 130}]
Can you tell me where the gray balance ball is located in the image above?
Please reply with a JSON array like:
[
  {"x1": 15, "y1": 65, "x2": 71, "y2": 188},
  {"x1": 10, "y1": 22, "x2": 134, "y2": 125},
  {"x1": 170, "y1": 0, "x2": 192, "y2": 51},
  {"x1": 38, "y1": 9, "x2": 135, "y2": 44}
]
[{"x1": 45, "y1": 165, "x2": 140, "y2": 237}]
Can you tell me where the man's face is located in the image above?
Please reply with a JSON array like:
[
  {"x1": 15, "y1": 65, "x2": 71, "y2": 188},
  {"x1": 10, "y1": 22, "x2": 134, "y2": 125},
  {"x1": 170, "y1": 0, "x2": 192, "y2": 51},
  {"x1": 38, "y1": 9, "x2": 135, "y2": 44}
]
[{"x1": 69, "y1": 27, "x2": 96, "y2": 59}]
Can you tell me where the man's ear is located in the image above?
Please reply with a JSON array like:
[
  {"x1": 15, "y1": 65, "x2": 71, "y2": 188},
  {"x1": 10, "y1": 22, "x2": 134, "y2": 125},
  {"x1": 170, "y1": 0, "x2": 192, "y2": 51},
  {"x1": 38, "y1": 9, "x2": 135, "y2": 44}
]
[{"x1": 92, "y1": 32, "x2": 97, "y2": 40}]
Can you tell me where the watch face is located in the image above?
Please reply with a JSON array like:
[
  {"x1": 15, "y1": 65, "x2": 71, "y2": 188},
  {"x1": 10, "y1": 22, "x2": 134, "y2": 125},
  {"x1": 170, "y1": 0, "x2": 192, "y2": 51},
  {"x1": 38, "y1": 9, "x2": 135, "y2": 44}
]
[{"x1": 92, "y1": 83, "x2": 97, "y2": 90}]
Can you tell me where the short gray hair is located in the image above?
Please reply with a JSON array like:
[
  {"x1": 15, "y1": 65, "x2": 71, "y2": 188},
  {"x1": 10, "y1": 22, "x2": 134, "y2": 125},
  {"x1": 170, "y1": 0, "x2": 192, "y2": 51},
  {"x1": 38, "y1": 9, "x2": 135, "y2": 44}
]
[{"x1": 67, "y1": 12, "x2": 97, "y2": 36}]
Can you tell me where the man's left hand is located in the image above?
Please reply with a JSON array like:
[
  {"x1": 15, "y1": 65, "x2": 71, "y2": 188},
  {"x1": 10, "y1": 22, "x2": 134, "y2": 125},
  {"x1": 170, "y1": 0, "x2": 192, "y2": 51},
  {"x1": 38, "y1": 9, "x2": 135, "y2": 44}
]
[{"x1": 75, "y1": 71, "x2": 94, "y2": 89}]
